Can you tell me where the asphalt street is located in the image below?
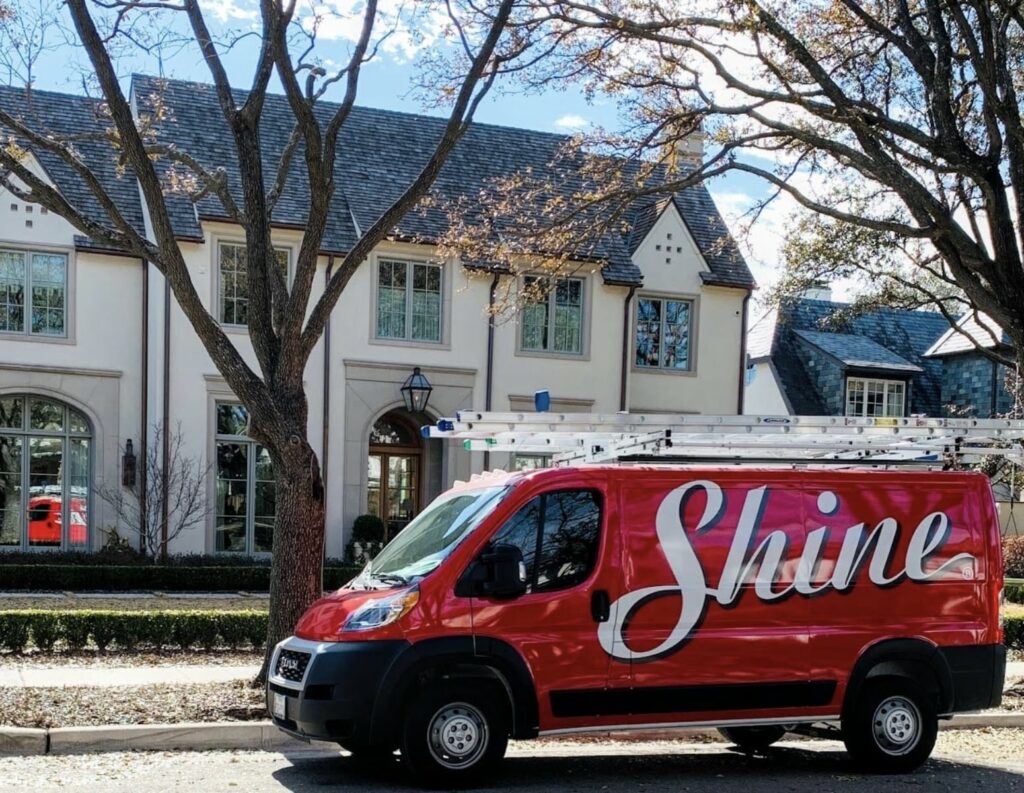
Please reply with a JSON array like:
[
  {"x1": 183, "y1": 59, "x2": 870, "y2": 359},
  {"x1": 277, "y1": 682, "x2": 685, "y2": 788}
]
[{"x1": 2, "y1": 734, "x2": 1023, "y2": 793}]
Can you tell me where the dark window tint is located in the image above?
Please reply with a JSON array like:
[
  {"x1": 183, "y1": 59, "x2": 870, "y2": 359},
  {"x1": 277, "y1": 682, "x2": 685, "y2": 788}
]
[
  {"x1": 489, "y1": 490, "x2": 601, "y2": 594},
  {"x1": 535, "y1": 491, "x2": 601, "y2": 592}
]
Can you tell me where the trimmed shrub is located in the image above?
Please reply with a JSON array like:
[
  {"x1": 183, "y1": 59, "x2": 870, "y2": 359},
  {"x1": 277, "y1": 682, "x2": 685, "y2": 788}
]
[
  {"x1": 1005, "y1": 615, "x2": 1023, "y2": 650},
  {"x1": 1006, "y1": 583, "x2": 1024, "y2": 604},
  {"x1": 351, "y1": 514, "x2": 386, "y2": 543},
  {"x1": 1004, "y1": 537, "x2": 1024, "y2": 579},
  {"x1": 30, "y1": 613, "x2": 60, "y2": 652},
  {"x1": 0, "y1": 609, "x2": 268, "y2": 653},
  {"x1": 0, "y1": 564, "x2": 361, "y2": 593},
  {"x1": 0, "y1": 612, "x2": 31, "y2": 652}
]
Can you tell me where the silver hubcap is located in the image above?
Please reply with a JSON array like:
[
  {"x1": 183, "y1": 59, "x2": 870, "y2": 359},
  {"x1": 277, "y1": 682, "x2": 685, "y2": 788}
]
[
  {"x1": 427, "y1": 702, "x2": 488, "y2": 770},
  {"x1": 872, "y1": 696, "x2": 921, "y2": 756}
]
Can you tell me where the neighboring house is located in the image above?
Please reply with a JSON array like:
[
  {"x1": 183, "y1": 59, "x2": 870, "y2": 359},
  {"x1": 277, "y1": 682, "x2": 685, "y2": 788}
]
[
  {"x1": 745, "y1": 294, "x2": 950, "y2": 417},
  {"x1": 0, "y1": 76, "x2": 754, "y2": 556},
  {"x1": 924, "y1": 313, "x2": 1017, "y2": 418}
]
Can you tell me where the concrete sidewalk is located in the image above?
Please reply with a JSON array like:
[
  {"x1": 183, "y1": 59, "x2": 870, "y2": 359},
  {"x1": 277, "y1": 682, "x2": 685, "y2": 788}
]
[{"x1": 0, "y1": 664, "x2": 259, "y2": 688}]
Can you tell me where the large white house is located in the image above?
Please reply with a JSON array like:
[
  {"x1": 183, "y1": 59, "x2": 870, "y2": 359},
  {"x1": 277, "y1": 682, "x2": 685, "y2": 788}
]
[{"x1": 0, "y1": 77, "x2": 754, "y2": 557}]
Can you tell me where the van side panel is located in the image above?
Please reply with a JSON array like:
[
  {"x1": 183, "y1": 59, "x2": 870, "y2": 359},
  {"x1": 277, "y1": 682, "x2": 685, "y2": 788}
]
[{"x1": 803, "y1": 472, "x2": 990, "y2": 715}]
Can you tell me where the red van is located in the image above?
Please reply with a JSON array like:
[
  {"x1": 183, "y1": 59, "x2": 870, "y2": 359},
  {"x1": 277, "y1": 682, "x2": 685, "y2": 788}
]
[{"x1": 268, "y1": 466, "x2": 1005, "y2": 786}]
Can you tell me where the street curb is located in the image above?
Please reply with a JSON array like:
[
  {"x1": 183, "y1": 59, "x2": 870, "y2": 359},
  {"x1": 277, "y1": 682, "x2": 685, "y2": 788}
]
[{"x1": 1, "y1": 713, "x2": 1022, "y2": 757}]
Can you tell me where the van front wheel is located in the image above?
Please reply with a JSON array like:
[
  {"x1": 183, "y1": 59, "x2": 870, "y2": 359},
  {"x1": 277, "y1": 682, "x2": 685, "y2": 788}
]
[
  {"x1": 401, "y1": 681, "x2": 509, "y2": 788},
  {"x1": 718, "y1": 725, "x2": 786, "y2": 751},
  {"x1": 842, "y1": 679, "x2": 937, "y2": 773}
]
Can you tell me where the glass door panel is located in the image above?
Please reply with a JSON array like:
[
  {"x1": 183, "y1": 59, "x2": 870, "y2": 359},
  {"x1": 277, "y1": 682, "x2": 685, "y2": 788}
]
[
  {"x1": 28, "y1": 436, "x2": 63, "y2": 547},
  {"x1": 385, "y1": 454, "x2": 418, "y2": 536},
  {"x1": 0, "y1": 435, "x2": 22, "y2": 546},
  {"x1": 215, "y1": 441, "x2": 248, "y2": 552},
  {"x1": 67, "y1": 438, "x2": 89, "y2": 549}
]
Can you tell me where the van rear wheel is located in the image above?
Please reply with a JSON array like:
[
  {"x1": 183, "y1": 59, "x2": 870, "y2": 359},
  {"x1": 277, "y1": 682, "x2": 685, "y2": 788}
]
[
  {"x1": 842, "y1": 679, "x2": 937, "y2": 773},
  {"x1": 400, "y1": 680, "x2": 509, "y2": 788},
  {"x1": 718, "y1": 725, "x2": 786, "y2": 751}
]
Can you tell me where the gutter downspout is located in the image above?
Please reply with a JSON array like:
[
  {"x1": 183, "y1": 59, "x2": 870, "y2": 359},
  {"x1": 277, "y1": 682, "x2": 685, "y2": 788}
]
[
  {"x1": 483, "y1": 273, "x2": 500, "y2": 470},
  {"x1": 322, "y1": 255, "x2": 334, "y2": 507},
  {"x1": 737, "y1": 290, "x2": 752, "y2": 414},
  {"x1": 139, "y1": 260, "x2": 149, "y2": 554},
  {"x1": 160, "y1": 276, "x2": 171, "y2": 558},
  {"x1": 619, "y1": 285, "x2": 638, "y2": 411}
]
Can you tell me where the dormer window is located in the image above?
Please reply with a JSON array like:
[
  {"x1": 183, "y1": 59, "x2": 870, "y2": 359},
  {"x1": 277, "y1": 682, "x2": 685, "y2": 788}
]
[{"x1": 845, "y1": 377, "x2": 905, "y2": 417}]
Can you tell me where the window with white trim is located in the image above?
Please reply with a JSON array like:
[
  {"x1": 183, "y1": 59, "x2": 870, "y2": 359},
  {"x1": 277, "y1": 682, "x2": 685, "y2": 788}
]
[
  {"x1": 520, "y1": 276, "x2": 584, "y2": 354},
  {"x1": 635, "y1": 296, "x2": 693, "y2": 370},
  {"x1": 0, "y1": 248, "x2": 67, "y2": 337},
  {"x1": 375, "y1": 259, "x2": 443, "y2": 342},
  {"x1": 217, "y1": 243, "x2": 290, "y2": 327},
  {"x1": 845, "y1": 377, "x2": 906, "y2": 418}
]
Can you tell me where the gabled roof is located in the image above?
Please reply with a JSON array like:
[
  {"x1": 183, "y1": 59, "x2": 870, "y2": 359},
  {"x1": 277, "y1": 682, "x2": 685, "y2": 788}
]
[
  {"x1": 752, "y1": 298, "x2": 950, "y2": 416},
  {"x1": 0, "y1": 84, "x2": 146, "y2": 250},
  {"x1": 624, "y1": 193, "x2": 754, "y2": 289},
  {"x1": 794, "y1": 330, "x2": 923, "y2": 373},
  {"x1": 924, "y1": 312, "x2": 1009, "y2": 357}
]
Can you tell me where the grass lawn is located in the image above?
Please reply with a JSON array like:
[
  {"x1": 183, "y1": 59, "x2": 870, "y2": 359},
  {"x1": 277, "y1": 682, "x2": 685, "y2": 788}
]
[{"x1": 1006, "y1": 602, "x2": 1024, "y2": 619}]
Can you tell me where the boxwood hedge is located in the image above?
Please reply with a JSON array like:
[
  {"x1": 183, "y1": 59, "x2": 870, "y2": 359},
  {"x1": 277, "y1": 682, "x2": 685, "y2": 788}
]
[
  {"x1": 0, "y1": 564, "x2": 361, "y2": 592},
  {"x1": 0, "y1": 609, "x2": 268, "y2": 653}
]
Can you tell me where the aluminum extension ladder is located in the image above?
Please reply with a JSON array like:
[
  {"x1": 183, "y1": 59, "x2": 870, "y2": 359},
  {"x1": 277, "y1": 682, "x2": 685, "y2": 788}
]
[{"x1": 425, "y1": 409, "x2": 1024, "y2": 467}]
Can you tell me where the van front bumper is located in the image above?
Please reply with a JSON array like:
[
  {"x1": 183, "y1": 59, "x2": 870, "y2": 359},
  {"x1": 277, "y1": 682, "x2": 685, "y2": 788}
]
[{"x1": 266, "y1": 636, "x2": 409, "y2": 744}]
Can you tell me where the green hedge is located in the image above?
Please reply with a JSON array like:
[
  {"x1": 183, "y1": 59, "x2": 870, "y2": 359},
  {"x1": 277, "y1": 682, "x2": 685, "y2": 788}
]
[
  {"x1": 1006, "y1": 615, "x2": 1024, "y2": 651},
  {"x1": 0, "y1": 564, "x2": 361, "y2": 592},
  {"x1": 0, "y1": 609, "x2": 268, "y2": 653},
  {"x1": 1007, "y1": 583, "x2": 1024, "y2": 604}
]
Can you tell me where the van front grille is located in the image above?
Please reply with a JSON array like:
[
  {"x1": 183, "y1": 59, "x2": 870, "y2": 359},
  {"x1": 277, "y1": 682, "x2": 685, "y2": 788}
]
[{"x1": 276, "y1": 649, "x2": 311, "y2": 683}]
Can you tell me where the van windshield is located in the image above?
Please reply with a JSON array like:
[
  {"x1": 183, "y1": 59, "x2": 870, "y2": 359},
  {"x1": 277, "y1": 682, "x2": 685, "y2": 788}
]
[{"x1": 358, "y1": 486, "x2": 508, "y2": 586}]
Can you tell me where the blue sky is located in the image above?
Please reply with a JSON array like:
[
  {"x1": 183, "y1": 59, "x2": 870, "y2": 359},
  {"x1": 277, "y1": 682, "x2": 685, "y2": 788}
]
[{"x1": 21, "y1": 1, "x2": 787, "y2": 299}]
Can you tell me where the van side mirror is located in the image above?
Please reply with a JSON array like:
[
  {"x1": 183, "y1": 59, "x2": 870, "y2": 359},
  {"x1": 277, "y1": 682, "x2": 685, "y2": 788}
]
[{"x1": 456, "y1": 543, "x2": 528, "y2": 599}]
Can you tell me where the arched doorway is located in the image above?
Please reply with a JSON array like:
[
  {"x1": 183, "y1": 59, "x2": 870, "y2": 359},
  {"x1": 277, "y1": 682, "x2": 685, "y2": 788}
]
[
  {"x1": 367, "y1": 411, "x2": 423, "y2": 539},
  {"x1": 0, "y1": 394, "x2": 92, "y2": 550}
]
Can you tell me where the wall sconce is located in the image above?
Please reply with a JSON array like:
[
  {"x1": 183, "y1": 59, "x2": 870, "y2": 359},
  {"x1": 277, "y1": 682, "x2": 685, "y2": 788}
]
[{"x1": 122, "y1": 439, "x2": 137, "y2": 488}]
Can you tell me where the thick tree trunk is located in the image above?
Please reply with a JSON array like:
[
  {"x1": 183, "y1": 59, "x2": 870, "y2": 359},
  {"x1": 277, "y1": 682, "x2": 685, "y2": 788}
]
[{"x1": 256, "y1": 439, "x2": 325, "y2": 685}]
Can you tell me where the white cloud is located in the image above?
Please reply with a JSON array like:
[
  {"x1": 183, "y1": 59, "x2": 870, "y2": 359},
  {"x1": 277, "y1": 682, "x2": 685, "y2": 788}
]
[
  {"x1": 200, "y1": 0, "x2": 258, "y2": 22},
  {"x1": 302, "y1": 1, "x2": 448, "y2": 61},
  {"x1": 554, "y1": 113, "x2": 589, "y2": 130}
]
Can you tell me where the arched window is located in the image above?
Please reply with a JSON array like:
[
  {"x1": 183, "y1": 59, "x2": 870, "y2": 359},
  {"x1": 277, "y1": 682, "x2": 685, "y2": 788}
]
[
  {"x1": 0, "y1": 395, "x2": 91, "y2": 550},
  {"x1": 367, "y1": 411, "x2": 422, "y2": 539}
]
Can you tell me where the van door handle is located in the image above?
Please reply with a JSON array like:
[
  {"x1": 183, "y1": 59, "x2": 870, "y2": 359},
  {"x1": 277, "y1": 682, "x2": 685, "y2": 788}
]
[{"x1": 590, "y1": 590, "x2": 610, "y2": 623}]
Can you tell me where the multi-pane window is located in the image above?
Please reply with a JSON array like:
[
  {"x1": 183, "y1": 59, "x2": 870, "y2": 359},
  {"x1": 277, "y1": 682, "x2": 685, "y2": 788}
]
[
  {"x1": 0, "y1": 248, "x2": 67, "y2": 337},
  {"x1": 0, "y1": 395, "x2": 90, "y2": 551},
  {"x1": 635, "y1": 296, "x2": 693, "y2": 370},
  {"x1": 845, "y1": 377, "x2": 906, "y2": 418},
  {"x1": 376, "y1": 259, "x2": 442, "y2": 342},
  {"x1": 490, "y1": 490, "x2": 602, "y2": 594},
  {"x1": 214, "y1": 402, "x2": 275, "y2": 553},
  {"x1": 217, "y1": 243, "x2": 290, "y2": 327},
  {"x1": 521, "y1": 276, "x2": 584, "y2": 354}
]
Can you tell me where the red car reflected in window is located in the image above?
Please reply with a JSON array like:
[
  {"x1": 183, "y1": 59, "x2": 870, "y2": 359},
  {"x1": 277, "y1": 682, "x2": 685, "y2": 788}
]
[{"x1": 27, "y1": 496, "x2": 87, "y2": 546}]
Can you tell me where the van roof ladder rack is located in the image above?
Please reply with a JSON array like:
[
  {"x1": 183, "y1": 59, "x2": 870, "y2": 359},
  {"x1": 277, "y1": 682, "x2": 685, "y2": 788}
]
[{"x1": 425, "y1": 412, "x2": 1024, "y2": 467}]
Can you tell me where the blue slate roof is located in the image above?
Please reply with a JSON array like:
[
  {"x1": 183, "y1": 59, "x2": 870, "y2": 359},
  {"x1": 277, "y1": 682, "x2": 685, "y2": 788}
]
[
  {"x1": 755, "y1": 298, "x2": 951, "y2": 415},
  {"x1": 794, "y1": 330, "x2": 923, "y2": 372},
  {"x1": 0, "y1": 85, "x2": 146, "y2": 251}
]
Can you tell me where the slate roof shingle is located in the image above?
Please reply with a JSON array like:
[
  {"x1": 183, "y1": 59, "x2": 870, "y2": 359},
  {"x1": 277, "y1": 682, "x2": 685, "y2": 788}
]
[
  {"x1": 754, "y1": 298, "x2": 951, "y2": 416},
  {"x1": 794, "y1": 330, "x2": 923, "y2": 373},
  {"x1": 128, "y1": 75, "x2": 753, "y2": 288}
]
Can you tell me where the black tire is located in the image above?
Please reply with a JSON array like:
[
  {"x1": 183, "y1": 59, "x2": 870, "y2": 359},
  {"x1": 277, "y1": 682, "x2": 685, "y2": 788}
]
[
  {"x1": 400, "y1": 680, "x2": 509, "y2": 788},
  {"x1": 338, "y1": 740, "x2": 396, "y2": 763},
  {"x1": 842, "y1": 679, "x2": 937, "y2": 773},
  {"x1": 718, "y1": 725, "x2": 787, "y2": 751}
]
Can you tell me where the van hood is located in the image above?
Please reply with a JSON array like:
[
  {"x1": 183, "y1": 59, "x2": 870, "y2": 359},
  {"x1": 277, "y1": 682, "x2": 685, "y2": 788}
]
[{"x1": 293, "y1": 587, "x2": 401, "y2": 641}]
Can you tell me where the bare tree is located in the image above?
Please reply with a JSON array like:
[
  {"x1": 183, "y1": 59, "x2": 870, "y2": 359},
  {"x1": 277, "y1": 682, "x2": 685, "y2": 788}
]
[
  {"x1": 0, "y1": 0, "x2": 524, "y2": 681},
  {"x1": 95, "y1": 424, "x2": 209, "y2": 559},
  {"x1": 462, "y1": 1, "x2": 1024, "y2": 362},
  {"x1": 0, "y1": 0, "x2": 69, "y2": 92}
]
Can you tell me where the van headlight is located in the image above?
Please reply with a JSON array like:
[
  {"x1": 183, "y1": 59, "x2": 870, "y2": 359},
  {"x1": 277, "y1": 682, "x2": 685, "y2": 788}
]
[{"x1": 342, "y1": 586, "x2": 419, "y2": 632}]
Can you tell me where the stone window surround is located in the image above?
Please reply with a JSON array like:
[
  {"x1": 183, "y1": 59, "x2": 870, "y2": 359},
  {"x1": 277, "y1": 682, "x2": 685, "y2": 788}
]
[
  {"x1": 211, "y1": 237, "x2": 295, "y2": 333},
  {"x1": 368, "y1": 252, "x2": 452, "y2": 350},
  {"x1": 631, "y1": 291, "x2": 701, "y2": 377},
  {"x1": 514, "y1": 273, "x2": 591, "y2": 360},
  {"x1": 0, "y1": 240, "x2": 76, "y2": 345}
]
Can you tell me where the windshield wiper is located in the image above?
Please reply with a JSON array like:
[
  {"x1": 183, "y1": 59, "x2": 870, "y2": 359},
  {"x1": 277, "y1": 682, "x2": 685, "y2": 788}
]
[{"x1": 371, "y1": 572, "x2": 409, "y2": 586}]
